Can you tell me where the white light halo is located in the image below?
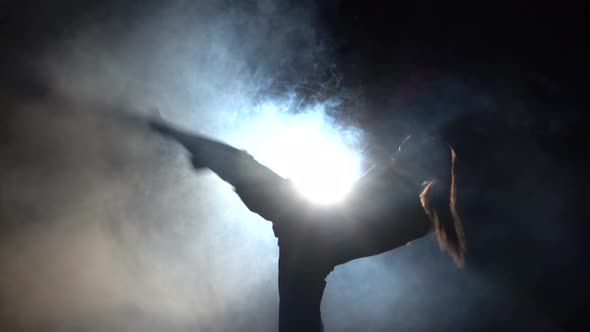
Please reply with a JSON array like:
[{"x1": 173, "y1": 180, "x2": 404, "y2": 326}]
[{"x1": 227, "y1": 103, "x2": 362, "y2": 204}]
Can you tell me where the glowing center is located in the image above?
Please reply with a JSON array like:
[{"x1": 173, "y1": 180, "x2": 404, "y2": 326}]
[
  {"x1": 229, "y1": 105, "x2": 362, "y2": 204},
  {"x1": 270, "y1": 127, "x2": 360, "y2": 203}
]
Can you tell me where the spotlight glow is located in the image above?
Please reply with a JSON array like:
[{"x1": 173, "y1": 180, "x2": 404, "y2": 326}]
[
  {"x1": 227, "y1": 101, "x2": 363, "y2": 204},
  {"x1": 265, "y1": 125, "x2": 360, "y2": 203}
]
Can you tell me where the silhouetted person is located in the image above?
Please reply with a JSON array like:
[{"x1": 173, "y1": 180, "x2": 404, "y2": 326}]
[{"x1": 150, "y1": 121, "x2": 464, "y2": 332}]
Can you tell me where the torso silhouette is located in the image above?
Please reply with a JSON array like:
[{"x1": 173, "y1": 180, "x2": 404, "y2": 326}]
[{"x1": 150, "y1": 122, "x2": 445, "y2": 332}]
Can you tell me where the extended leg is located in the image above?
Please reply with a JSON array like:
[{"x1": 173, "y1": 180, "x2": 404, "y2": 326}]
[{"x1": 150, "y1": 120, "x2": 294, "y2": 223}]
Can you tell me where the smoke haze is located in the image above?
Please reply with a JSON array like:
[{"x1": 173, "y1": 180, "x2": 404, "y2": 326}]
[
  {"x1": 1, "y1": 2, "x2": 367, "y2": 331},
  {"x1": 1, "y1": 1, "x2": 584, "y2": 331}
]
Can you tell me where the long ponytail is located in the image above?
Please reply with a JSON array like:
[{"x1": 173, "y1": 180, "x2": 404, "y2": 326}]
[{"x1": 419, "y1": 146, "x2": 465, "y2": 267}]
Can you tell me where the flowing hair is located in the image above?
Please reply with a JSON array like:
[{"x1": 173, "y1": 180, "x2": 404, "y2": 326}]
[{"x1": 419, "y1": 147, "x2": 465, "y2": 267}]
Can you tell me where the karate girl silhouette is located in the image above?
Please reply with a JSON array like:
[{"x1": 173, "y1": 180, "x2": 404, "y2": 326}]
[{"x1": 150, "y1": 121, "x2": 464, "y2": 332}]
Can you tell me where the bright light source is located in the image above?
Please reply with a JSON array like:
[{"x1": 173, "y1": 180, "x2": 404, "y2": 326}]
[
  {"x1": 226, "y1": 101, "x2": 363, "y2": 204},
  {"x1": 266, "y1": 125, "x2": 360, "y2": 203}
]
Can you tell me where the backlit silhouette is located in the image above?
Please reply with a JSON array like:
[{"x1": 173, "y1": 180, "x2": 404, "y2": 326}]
[{"x1": 150, "y1": 121, "x2": 464, "y2": 332}]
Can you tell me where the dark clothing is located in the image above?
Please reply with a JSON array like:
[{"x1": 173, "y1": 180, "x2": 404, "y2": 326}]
[
  {"x1": 231, "y1": 152, "x2": 431, "y2": 332},
  {"x1": 151, "y1": 122, "x2": 433, "y2": 332}
]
